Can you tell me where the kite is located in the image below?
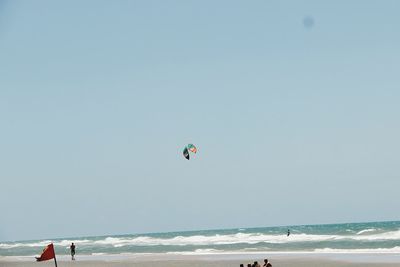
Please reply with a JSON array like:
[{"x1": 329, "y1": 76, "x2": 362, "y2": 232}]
[
  {"x1": 183, "y1": 147, "x2": 190, "y2": 160},
  {"x1": 187, "y1": 144, "x2": 197, "y2": 153},
  {"x1": 183, "y1": 144, "x2": 197, "y2": 160}
]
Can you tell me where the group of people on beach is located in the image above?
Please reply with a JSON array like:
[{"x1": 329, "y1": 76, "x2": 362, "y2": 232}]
[{"x1": 240, "y1": 259, "x2": 272, "y2": 267}]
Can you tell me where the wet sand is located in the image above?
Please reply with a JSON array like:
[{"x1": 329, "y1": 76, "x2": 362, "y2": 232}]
[{"x1": 2, "y1": 253, "x2": 400, "y2": 267}]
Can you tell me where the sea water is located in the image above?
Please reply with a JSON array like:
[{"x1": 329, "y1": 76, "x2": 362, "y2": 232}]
[{"x1": 1, "y1": 221, "x2": 400, "y2": 256}]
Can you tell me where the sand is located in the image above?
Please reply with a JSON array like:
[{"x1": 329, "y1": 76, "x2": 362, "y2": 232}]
[{"x1": 2, "y1": 253, "x2": 400, "y2": 267}]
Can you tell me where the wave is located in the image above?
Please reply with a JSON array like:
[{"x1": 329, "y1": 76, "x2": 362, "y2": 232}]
[
  {"x1": 0, "y1": 240, "x2": 53, "y2": 249},
  {"x1": 151, "y1": 247, "x2": 400, "y2": 255},
  {"x1": 167, "y1": 248, "x2": 224, "y2": 255},
  {"x1": 86, "y1": 229, "x2": 400, "y2": 246},
  {"x1": 165, "y1": 247, "x2": 400, "y2": 255},
  {"x1": 2, "y1": 229, "x2": 400, "y2": 249},
  {"x1": 314, "y1": 247, "x2": 400, "y2": 253},
  {"x1": 356, "y1": 228, "x2": 378, "y2": 235},
  {"x1": 0, "y1": 239, "x2": 91, "y2": 249}
]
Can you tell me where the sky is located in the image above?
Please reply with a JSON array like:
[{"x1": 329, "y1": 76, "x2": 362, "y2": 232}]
[{"x1": 0, "y1": 0, "x2": 399, "y2": 242}]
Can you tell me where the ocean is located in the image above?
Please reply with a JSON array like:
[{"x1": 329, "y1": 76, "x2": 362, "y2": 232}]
[{"x1": 1, "y1": 221, "x2": 400, "y2": 257}]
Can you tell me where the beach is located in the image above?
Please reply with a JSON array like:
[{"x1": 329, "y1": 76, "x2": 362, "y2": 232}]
[
  {"x1": 2, "y1": 253, "x2": 400, "y2": 267},
  {"x1": 2, "y1": 222, "x2": 400, "y2": 266}
]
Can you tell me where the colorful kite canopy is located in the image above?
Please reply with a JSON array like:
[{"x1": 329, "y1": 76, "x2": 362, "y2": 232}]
[
  {"x1": 183, "y1": 144, "x2": 197, "y2": 160},
  {"x1": 183, "y1": 147, "x2": 190, "y2": 160},
  {"x1": 187, "y1": 144, "x2": 197, "y2": 153}
]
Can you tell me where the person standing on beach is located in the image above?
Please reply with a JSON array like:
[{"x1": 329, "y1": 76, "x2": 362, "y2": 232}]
[{"x1": 70, "y1": 242, "x2": 76, "y2": 260}]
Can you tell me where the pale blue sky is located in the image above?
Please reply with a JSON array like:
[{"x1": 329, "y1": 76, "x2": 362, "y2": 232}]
[{"x1": 1, "y1": 0, "x2": 399, "y2": 241}]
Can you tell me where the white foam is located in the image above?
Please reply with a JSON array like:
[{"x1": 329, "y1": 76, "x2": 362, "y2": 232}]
[
  {"x1": 0, "y1": 239, "x2": 92, "y2": 249},
  {"x1": 0, "y1": 240, "x2": 53, "y2": 249},
  {"x1": 314, "y1": 247, "x2": 400, "y2": 253},
  {"x1": 85, "y1": 230, "x2": 400, "y2": 247},
  {"x1": 2, "y1": 229, "x2": 400, "y2": 249},
  {"x1": 167, "y1": 249, "x2": 224, "y2": 255},
  {"x1": 356, "y1": 228, "x2": 378, "y2": 235},
  {"x1": 167, "y1": 247, "x2": 400, "y2": 255}
]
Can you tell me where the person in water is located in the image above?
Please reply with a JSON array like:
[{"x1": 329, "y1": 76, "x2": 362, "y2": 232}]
[
  {"x1": 263, "y1": 259, "x2": 272, "y2": 267},
  {"x1": 287, "y1": 229, "x2": 290, "y2": 236},
  {"x1": 70, "y1": 243, "x2": 76, "y2": 260}
]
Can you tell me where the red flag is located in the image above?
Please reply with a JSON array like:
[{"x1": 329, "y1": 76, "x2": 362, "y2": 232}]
[{"x1": 35, "y1": 243, "x2": 56, "y2": 262}]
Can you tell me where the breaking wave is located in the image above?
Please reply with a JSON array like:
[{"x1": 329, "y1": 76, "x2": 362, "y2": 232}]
[
  {"x1": 2, "y1": 229, "x2": 400, "y2": 249},
  {"x1": 314, "y1": 247, "x2": 400, "y2": 253},
  {"x1": 1, "y1": 222, "x2": 400, "y2": 256}
]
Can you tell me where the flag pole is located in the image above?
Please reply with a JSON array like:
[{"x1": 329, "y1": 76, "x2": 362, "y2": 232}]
[{"x1": 53, "y1": 248, "x2": 58, "y2": 267}]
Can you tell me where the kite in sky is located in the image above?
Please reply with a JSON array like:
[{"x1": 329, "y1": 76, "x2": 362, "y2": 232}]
[{"x1": 183, "y1": 144, "x2": 197, "y2": 160}]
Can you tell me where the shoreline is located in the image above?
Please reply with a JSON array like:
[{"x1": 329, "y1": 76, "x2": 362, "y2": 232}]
[{"x1": 2, "y1": 252, "x2": 400, "y2": 264}]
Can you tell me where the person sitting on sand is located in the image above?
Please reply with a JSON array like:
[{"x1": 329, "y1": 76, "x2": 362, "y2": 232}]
[
  {"x1": 252, "y1": 261, "x2": 261, "y2": 267},
  {"x1": 240, "y1": 264, "x2": 244, "y2": 267},
  {"x1": 263, "y1": 259, "x2": 272, "y2": 267},
  {"x1": 247, "y1": 263, "x2": 252, "y2": 267}
]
